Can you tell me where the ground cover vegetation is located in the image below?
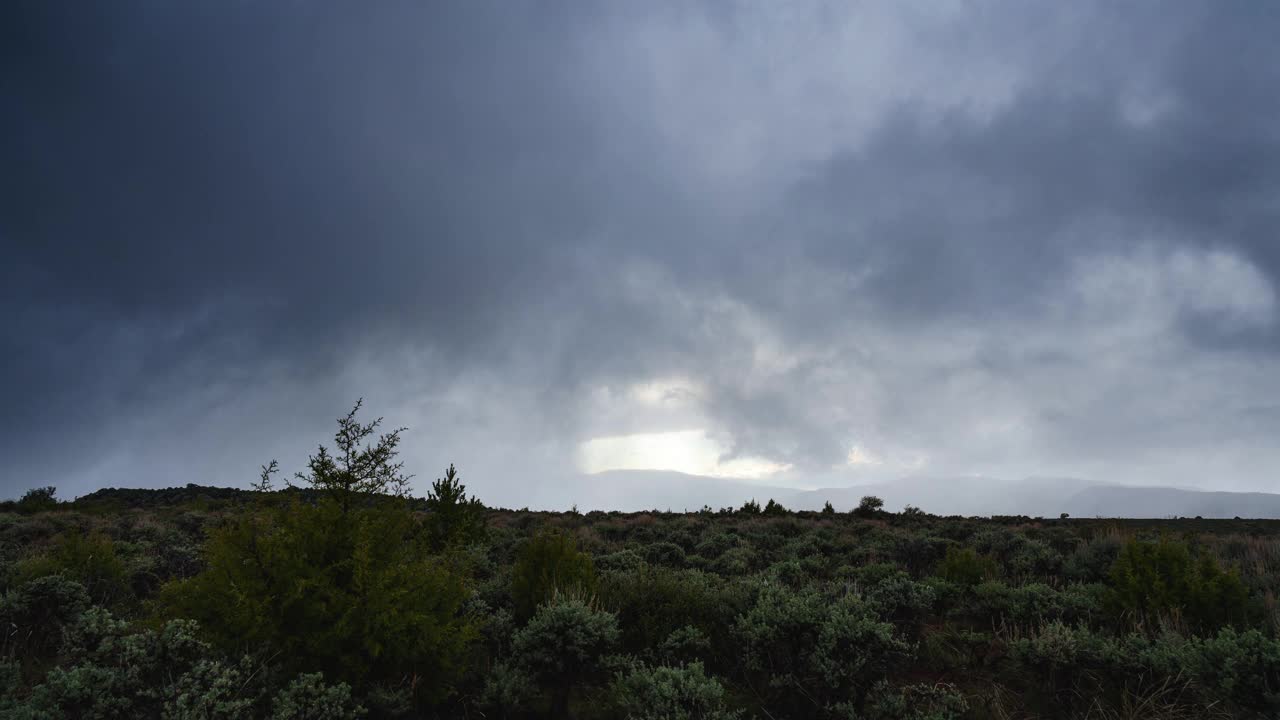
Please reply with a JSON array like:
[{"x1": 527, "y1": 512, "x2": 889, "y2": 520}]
[{"x1": 3, "y1": 405, "x2": 1280, "y2": 718}]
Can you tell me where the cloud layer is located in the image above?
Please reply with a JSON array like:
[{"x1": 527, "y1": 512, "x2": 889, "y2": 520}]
[{"x1": 5, "y1": 1, "x2": 1280, "y2": 504}]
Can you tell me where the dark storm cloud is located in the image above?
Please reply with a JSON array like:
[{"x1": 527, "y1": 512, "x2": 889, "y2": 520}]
[{"x1": 4, "y1": 1, "x2": 1280, "y2": 501}]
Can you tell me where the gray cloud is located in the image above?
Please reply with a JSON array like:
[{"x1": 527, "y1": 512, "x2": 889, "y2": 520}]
[{"x1": 4, "y1": 1, "x2": 1280, "y2": 504}]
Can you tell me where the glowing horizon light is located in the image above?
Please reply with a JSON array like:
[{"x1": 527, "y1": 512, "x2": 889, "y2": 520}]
[{"x1": 577, "y1": 429, "x2": 790, "y2": 480}]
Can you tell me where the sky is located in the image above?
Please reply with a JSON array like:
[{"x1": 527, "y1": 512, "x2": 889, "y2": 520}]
[{"x1": 4, "y1": 1, "x2": 1280, "y2": 506}]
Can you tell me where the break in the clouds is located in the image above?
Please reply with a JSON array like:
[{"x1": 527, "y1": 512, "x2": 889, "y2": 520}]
[{"x1": 4, "y1": 1, "x2": 1280, "y2": 506}]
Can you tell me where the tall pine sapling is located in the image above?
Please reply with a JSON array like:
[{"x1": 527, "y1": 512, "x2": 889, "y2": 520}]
[{"x1": 425, "y1": 463, "x2": 486, "y2": 550}]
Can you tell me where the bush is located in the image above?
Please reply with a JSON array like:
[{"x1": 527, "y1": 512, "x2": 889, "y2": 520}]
[
  {"x1": 511, "y1": 597, "x2": 620, "y2": 719},
  {"x1": 23, "y1": 608, "x2": 220, "y2": 719},
  {"x1": 600, "y1": 564, "x2": 744, "y2": 664},
  {"x1": 936, "y1": 546, "x2": 996, "y2": 587},
  {"x1": 0, "y1": 575, "x2": 90, "y2": 667},
  {"x1": 854, "y1": 496, "x2": 884, "y2": 518},
  {"x1": 734, "y1": 583, "x2": 909, "y2": 713},
  {"x1": 611, "y1": 661, "x2": 742, "y2": 720},
  {"x1": 762, "y1": 499, "x2": 788, "y2": 517},
  {"x1": 1108, "y1": 537, "x2": 1250, "y2": 632},
  {"x1": 857, "y1": 681, "x2": 969, "y2": 720},
  {"x1": 162, "y1": 498, "x2": 475, "y2": 701},
  {"x1": 510, "y1": 529, "x2": 596, "y2": 621},
  {"x1": 270, "y1": 672, "x2": 366, "y2": 720},
  {"x1": 16, "y1": 487, "x2": 59, "y2": 514},
  {"x1": 11, "y1": 530, "x2": 129, "y2": 606}
]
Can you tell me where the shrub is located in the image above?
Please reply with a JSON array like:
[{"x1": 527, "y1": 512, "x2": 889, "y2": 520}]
[
  {"x1": 1108, "y1": 537, "x2": 1250, "y2": 632},
  {"x1": 600, "y1": 565, "x2": 744, "y2": 663},
  {"x1": 1063, "y1": 533, "x2": 1121, "y2": 583},
  {"x1": 862, "y1": 573, "x2": 936, "y2": 639},
  {"x1": 23, "y1": 608, "x2": 220, "y2": 719},
  {"x1": 762, "y1": 499, "x2": 788, "y2": 517},
  {"x1": 11, "y1": 530, "x2": 129, "y2": 606},
  {"x1": 0, "y1": 575, "x2": 90, "y2": 667},
  {"x1": 643, "y1": 541, "x2": 688, "y2": 567},
  {"x1": 734, "y1": 584, "x2": 909, "y2": 713},
  {"x1": 937, "y1": 546, "x2": 996, "y2": 587},
  {"x1": 17, "y1": 487, "x2": 59, "y2": 514},
  {"x1": 270, "y1": 672, "x2": 366, "y2": 720},
  {"x1": 163, "y1": 658, "x2": 256, "y2": 720},
  {"x1": 854, "y1": 496, "x2": 885, "y2": 518},
  {"x1": 479, "y1": 662, "x2": 536, "y2": 718},
  {"x1": 510, "y1": 529, "x2": 597, "y2": 621},
  {"x1": 611, "y1": 661, "x2": 742, "y2": 720},
  {"x1": 511, "y1": 597, "x2": 620, "y2": 719},
  {"x1": 857, "y1": 681, "x2": 969, "y2": 720},
  {"x1": 162, "y1": 498, "x2": 475, "y2": 701}
]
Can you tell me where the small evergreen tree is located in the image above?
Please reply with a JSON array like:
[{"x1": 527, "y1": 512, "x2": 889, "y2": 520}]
[
  {"x1": 424, "y1": 464, "x2": 486, "y2": 551},
  {"x1": 822, "y1": 501, "x2": 836, "y2": 515},
  {"x1": 854, "y1": 495, "x2": 885, "y2": 518},
  {"x1": 275, "y1": 399, "x2": 412, "y2": 513}
]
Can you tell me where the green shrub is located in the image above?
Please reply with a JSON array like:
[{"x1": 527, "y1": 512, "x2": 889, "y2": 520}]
[
  {"x1": 936, "y1": 546, "x2": 996, "y2": 587},
  {"x1": 762, "y1": 499, "x2": 788, "y2": 517},
  {"x1": 1108, "y1": 537, "x2": 1250, "y2": 632},
  {"x1": 600, "y1": 564, "x2": 744, "y2": 664},
  {"x1": 16, "y1": 487, "x2": 60, "y2": 514},
  {"x1": 270, "y1": 672, "x2": 366, "y2": 720},
  {"x1": 23, "y1": 609, "x2": 221, "y2": 719},
  {"x1": 856, "y1": 681, "x2": 969, "y2": 720},
  {"x1": 610, "y1": 661, "x2": 742, "y2": 720},
  {"x1": 479, "y1": 662, "x2": 536, "y2": 718},
  {"x1": 162, "y1": 498, "x2": 475, "y2": 701},
  {"x1": 734, "y1": 584, "x2": 909, "y2": 713},
  {"x1": 0, "y1": 575, "x2": 90, "y2": 668},
  {"x1": 12, "y1": 530, "x2": 128, "y2": 606},
  {"x1": 510, "y1": 529, "x2": 596, "y2": 621},
  {"x1": 854, "y1": 496, "x2": 884, "y2": 518},
  {"x1": 861, "y1": 573, "x2": 936, "y2": 639},
  {"x1": 511, "y1": 597, "x2": 620, "y2": 719}
]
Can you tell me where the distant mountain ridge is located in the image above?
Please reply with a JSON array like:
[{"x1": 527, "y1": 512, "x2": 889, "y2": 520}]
[
  {"x1": 61, "y1": 472, "x2": 1280, "y2": 518},
  {"x1": 548, "y1": 471, "x2": 1280, "y2": 518}
]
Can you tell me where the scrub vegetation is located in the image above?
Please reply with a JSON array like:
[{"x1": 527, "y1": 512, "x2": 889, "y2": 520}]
[{"x1": 3, "y1": 405, "x2": 1280, "y2": 719}]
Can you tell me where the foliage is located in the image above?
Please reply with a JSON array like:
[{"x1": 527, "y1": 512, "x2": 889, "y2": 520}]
[
  {"x1": 1108, "y1": 537, "x2": 1250, "y2": 632},
  {"x1": 162, "y1": 498, "x2": 475, "y2": 701},
  {"x1": 856, "y1": 681, "x2": 969, "y2": 720},
  {"x1": 272, "y1": 399, "x2": 412, "y2": 512},
  {"x1": 11, "y1": 530, "x2": 129, "y2": 605},
  {"x1": 8, "y1": 419, "x2": 1280, "y2": 719},
  {"x1": 762, "y1": 499, "x2": 788, "y2": 517},
  {"x1": 270, "y1": 672, "x2": 366, "y2": 720},
  {"x1": 423, "y1": 463, "x2": 486, "y2": 551},
  {"x1": 936, "y1": 545, "x2": 997, "y2": 586},
  {"x1": 855, "y1": 495, "x2": 885, "y2": 517},
  {"x1": 510, "y1": 528, "x2": 597, "y2": 621},
  {"x1": 17, "y1": 487, "x2": 60, "y2": 514},
  {"x1": 734, "y1": 583, "x2": 909, "y2": 714},
  {"x1": 611, "y1": 661, "x2": 742, "y2": 720},
  {"x1": 511, "y1": 596, "x2": 620, "y2": 718},
  {"x1": 0, "y1": 575, "x2": 91, "y2": 667}
]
